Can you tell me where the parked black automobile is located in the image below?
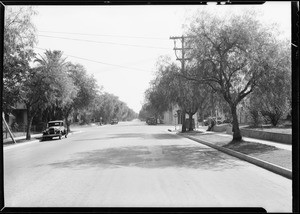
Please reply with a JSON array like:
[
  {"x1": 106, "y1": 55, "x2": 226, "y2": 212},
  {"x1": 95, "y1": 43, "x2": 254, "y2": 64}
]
[
  {"x1": 42, "y1": 120, "x2": 67, "y2": 140},
  {"x1": 146, "y1": 117, "x2": 157, "y2": 125},
  {"x1": 110, "y1": 119, "x2": 118, "y2": 125}
]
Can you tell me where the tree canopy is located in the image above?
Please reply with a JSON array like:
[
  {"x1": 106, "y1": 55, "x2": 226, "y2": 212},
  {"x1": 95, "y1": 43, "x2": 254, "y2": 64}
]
[
  {"x1": 180, "y1": 10, "x2": 290, "y2": 140},
  {"x1": 3, "y1": 6, "x2": 37, "y2": 112}
]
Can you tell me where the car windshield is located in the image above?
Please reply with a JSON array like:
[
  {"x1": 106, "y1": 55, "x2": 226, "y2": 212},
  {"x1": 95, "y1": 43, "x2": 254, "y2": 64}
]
[{"x1": 48, "y1": 122, "x2": 62, "y2": 127}]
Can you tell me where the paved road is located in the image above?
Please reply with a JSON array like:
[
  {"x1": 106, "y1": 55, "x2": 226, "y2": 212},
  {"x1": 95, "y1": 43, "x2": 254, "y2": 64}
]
[{"x1": 4, "y1": 120, "x2": 292, "y2": 211}]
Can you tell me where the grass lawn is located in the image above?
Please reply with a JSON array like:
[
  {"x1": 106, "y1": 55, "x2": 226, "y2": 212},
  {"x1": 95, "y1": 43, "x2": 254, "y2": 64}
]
[
  {"x1": 223, "y1": 141, "x2": 279, "y2": 155},
  {"x1": 3, "y1": 131, "x2": 40, "y2": 139},
  {"x1": 244, "y1": 123, "x2": 292, "y2": 135},
  {"x1": 223, "y1": 141, "x2": 292, "y2": 170}
]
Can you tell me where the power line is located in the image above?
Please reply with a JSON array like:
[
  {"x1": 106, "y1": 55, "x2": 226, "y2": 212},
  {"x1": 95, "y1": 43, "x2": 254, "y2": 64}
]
[
  {"x1": 34, "y1": 47, "x2": 152, "y2": 72},
  {"x1": 38, "y1": 34, "x2": 170, "y2": 50},
  {"x1": 38, "y1": 30, "x2": 168, "y2": 40}
]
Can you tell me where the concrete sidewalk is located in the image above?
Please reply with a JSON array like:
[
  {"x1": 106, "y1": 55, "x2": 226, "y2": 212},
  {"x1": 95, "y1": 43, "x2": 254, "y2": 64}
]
[
  {"x1": 3, "y1": 133, "x2": 42, "y2": 144},
  {"x1": 2, "y1": 130, "x2": 83, "y2": 147},
  {"x1": 2, "y1": 124, "x2": 106, "y2": 147},
  {"x1": 171, "y1": 126, "x2": 292, "y2": 179},
  {"x1": 195, "y1": 126, "x2": 292, "y2": 151}
]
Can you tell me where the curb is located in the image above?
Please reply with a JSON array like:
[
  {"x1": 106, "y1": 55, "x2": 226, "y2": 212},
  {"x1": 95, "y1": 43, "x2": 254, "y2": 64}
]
[
  {"x1": 181, "y1": 134, "x2": 292, "y2": 180},
  {"x1": 3, "y1": 130, "x2": 83, "y2": 150}
]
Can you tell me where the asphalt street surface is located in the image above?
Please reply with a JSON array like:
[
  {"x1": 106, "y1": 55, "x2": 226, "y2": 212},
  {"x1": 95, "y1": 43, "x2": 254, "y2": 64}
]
[{"x1": 4, "y1": 120, "x2": 292, "y2": 211}]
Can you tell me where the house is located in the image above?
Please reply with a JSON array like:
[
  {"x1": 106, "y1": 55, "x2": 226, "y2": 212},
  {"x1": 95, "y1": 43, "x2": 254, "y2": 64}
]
[
  {"x1": 162, "y1": 104, "x2": 199, "y2": 127},
  {"x1": 12, "y1": 102, "x2": 28, "y2": 126},
  {"x1": 3, "y1": 102, "x2": 27, "y2": 127},
  {"x1": 4, "y1": 102, "x2": 48, "y2": 132}
]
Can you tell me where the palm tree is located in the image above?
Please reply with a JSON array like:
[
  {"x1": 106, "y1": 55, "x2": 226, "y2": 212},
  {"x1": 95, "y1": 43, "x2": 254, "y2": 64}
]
[
  {"x1": 34, "y1": 50, "x2": 76, "y2": 128},
  {"x1": 34, "y1": 50, "x2": 67, "y2": 71}
]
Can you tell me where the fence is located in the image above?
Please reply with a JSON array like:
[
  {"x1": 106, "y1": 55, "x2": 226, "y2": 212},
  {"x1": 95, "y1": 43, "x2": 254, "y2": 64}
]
[{"x1": 3, "y1": 123, "x2": 46, "y2": 140}]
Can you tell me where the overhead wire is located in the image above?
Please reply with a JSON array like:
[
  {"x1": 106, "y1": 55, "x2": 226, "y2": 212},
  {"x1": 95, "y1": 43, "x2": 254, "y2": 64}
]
[
  {"x1": 38, "y1": 30, "x2": 168, "y2": 40},
  {"x1": 34, "y1": 47, "x2": 153, "y2": 72},
  {"x1": 38, "y1": 34, "x2": 171, "y2": 50}
]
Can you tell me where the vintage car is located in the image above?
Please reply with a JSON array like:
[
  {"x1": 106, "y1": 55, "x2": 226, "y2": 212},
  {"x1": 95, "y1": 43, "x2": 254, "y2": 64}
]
[
  {"x1": 110, "y1": 118, "x2": 118, "y2": 125},
  {"x1": 42, "y1": 120, "x2": 68, "y2": 140},
  {"x1": 146, "y1": 117, "x2": 157, "y2": 125}
]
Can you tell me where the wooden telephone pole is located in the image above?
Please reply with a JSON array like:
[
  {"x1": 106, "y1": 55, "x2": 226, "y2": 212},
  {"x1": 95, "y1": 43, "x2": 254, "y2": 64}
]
[
  {"x1": 2, "y1": 112, "x2": 16, "y2": 144},
  {"x1": 169, "y1": 36, "x2": 194, "y2": 131},
  {"x1": 169, "y1": 36, "x2": 194, "y2": 75}
]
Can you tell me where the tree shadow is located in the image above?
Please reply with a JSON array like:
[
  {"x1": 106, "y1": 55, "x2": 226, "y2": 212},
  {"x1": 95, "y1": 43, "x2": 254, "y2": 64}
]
[
  {"x1": 41, "y1": 145, "x2": 243, "y2": 171},
  {"x1": 39, "y1": 137, "x2": 61, "y2": 142},
  {"x1": 178, "y1": 131, "x2": 205, "y2": 136},
  {"x1": 178, "y1": 132, "x2": 215, "y2": 137},
  {"x1": 72, "y1": 133, "x2": 181, "y2": 141},
  {"x1": 223, "y1": 141, "x2": 279, "y2": 155}
]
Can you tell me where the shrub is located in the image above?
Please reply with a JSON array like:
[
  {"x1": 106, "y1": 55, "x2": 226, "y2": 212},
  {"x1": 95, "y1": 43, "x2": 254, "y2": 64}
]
[{"x1": 247, "y1": 108, "x2": 263, "y2": 128}]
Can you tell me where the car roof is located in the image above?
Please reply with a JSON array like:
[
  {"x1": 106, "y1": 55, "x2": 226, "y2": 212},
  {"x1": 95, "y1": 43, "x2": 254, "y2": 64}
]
[{"x1": 48, "y1": 120, "x2": 64, "y2": 123}]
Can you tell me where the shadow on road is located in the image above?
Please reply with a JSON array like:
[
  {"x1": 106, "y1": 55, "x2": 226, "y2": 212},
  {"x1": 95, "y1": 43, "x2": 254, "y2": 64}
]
[
  {"x1": 73, "y1": 133, "x2": 181, "y2": 141},
  {"x1": 44, "y1": 144, "x2": 243, "y2": 171}
]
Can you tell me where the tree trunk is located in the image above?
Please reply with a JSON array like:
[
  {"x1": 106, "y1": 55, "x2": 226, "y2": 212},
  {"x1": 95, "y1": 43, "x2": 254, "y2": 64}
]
[
  {"x1": 65, "y1": 116, "x2": 71, "y2": 133},
  {"x1": 231, "y1": 105, "x2": 242, "y2": 142},
  {"x1": 188, "y1": 112, "x2": 194, "y2": 131},
  {"x1": 181, "y1": 109, "x2": 187, "y2": 133},
  {"x1": 26, "y1": 108, "x2": 34, "y2": 140},
  {"x1": 201, "y1": 109, "x2": 204, "y2": 126},
  {"x1": 64, "y1": 108, "x2": 72, "y2": 133}
]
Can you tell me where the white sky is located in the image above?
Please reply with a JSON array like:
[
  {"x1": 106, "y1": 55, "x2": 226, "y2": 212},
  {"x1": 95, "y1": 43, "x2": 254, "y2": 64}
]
[{"x1": 23, "y1": 2, "x2": 291, "y2": 113}]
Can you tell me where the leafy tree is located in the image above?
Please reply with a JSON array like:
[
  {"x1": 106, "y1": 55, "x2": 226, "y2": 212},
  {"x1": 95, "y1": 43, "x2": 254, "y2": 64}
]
[
  {"x1": 3, "y1": 6, "x2": 37, "y2": 113},
  {"x1": 18, "y1": 67, "x2": 47, "y2": 140},
  {"x1": 246, "y1": 102, "x2": 263, "y2": 127},
  {"x1": 249, "y1": 41, "x2": 291, "y2": 127},
  {"x1": 146, "y1": 57, "x2": 210, "y2": 132},
  {"x1": 34, "y1": 50, "x2": 78, "y2": 127},
  {"x1": 91, "y1": 93, "x2": 137, "y2": 124},
  {"x1": 20, "y1": 50, "x2": 77, "y2": 140},
  {"x1": 183, "y1": 10, "x2": 288, "y2": 141},
  {"x1": 138, "y1": 103, "x2": 154, "y2": 121},
  {"x1": 142, "y1": 56, "x2": 177, "y2": 122},
  {"x1": 144, "y1": 86, "x2": 169, "y2": 120},
  {"x1": 66, "y1": 63, "x2": 99, "y2": 130},
  {"x1": 125, "y1": 108, "x2": 138, "y2": 121},
  {"x1": 93, "y1": 93, "x2": 118, "y2": 124}
]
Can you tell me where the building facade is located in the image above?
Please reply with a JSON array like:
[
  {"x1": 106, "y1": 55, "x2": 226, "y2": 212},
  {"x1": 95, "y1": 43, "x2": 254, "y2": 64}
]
[{"x1": 162, "y1": 104, "x2": 198, "y2": 127}]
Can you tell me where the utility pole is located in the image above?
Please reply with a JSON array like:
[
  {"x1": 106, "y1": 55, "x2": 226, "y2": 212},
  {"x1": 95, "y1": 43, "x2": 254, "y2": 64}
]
[
  {"x1": 169, "y1": 36, "x2": 194, "y2": 75},
  {"x1": 170, "y1": 36, "x2": 194, "y2": 132},
  {"x1": 2, "y1": 112, "x2": 16, "y2": 144}
]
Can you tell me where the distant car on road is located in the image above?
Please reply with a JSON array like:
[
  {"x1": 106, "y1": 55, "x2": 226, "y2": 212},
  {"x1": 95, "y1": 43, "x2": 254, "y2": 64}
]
[
  {"x1": 42, "y1": 120, "x2": 67, "y2": 141},
  {"x1": 146, "y1": 117, "x2": 157, "y2": 125},
  {"x1": 110, "y1": 119, "x2": 118, "y2": 125}
]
